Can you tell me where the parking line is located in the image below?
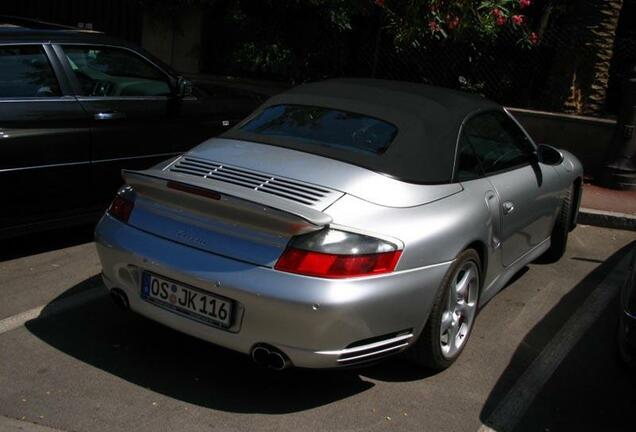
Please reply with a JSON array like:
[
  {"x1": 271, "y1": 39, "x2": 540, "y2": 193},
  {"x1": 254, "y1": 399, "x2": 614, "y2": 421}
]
[
  {"x1": 0, "y1": 286, "x2": 105, "y2": 336},
  {"x1": 478, "y1": 253, "x2": 631, "y2": 432}
]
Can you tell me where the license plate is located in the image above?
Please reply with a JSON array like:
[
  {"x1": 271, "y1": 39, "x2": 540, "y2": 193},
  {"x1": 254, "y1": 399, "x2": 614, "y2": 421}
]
[{"x1": 140, "y1": 272, "x2": 233, "y2": 328}]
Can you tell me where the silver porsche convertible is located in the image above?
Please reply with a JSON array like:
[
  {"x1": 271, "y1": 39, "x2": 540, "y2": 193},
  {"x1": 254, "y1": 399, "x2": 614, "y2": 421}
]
[{"x1": 95, "y1": 79, "x2": 582, "y2": 370}]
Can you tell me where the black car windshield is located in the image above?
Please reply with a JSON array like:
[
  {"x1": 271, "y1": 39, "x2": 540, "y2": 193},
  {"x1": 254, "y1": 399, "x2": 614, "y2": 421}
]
[{"x1": 240, "y1": 104, "x2": 397, "y2": 154}]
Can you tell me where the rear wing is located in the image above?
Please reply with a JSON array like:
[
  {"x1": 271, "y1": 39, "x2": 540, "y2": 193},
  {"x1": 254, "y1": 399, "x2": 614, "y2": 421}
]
[{"x1": 122, "y1": 168, "x2": 333, "y2": 233}]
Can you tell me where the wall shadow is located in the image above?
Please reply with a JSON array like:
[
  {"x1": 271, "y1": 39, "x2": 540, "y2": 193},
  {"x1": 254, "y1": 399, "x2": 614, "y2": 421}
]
[{"x1": 480, "y1": 241, "x2": 636, "y2": 431}]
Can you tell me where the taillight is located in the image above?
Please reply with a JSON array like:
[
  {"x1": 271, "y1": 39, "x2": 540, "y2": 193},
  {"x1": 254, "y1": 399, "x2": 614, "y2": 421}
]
[
  {"x1": 275, "y1": 229, "x2": 402, "y2": 278},
  {"x1": 107, "y1": 195, "x2": 134, "y2": 223}
]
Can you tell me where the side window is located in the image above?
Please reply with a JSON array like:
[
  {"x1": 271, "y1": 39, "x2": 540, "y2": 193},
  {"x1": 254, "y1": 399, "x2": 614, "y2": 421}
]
[
  {"x1": 463, "y1": 111, "x2": 535, "y2": 174},
  {"x1": 455, "y1": 134, "x2": 483, "y2": 181},
  {"x1": 0, "y1": 45, "x2": 61, "y2": 98},
  {"x1": 62, "y1": 46, "x2": 171, "y2": 97}
]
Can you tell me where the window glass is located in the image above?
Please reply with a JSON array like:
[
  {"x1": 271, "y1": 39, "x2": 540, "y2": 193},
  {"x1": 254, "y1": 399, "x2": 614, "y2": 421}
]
[
  {"x1": 462, "y1": 111, "x2": 534, "y2": 174},
  {"x1": 62, "y1": 46, "x2": 171, "y2": 97},
  {"x1": 241, "y1": 104, "x2": 397, "y2": 154},
  {"x1": 0, "y1": 45, "x2": 61, "y2": 98},
  {"x1": 455, "y1": 135, "x2": 483, "y2": 181}
]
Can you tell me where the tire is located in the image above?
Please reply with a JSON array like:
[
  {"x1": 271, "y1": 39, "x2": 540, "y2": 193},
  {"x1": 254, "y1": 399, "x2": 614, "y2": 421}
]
[
  {"x1": 617, "y1": 318, "x2": 636, "y2": 370},
  {"x1": 407, "y1": 249, "x2": 481, "y2": 370},
  {"x1": 542, "y1": 184, "x2": 574, "y2": 263}
]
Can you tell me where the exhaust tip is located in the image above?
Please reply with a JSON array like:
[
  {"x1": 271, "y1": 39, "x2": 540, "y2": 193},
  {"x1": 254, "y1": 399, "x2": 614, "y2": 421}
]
[
  {"x1": 110, "y1": 288, "x2": 129, "y2": 310},
  {"x1": 250, "y1": 344, "x2": 291, "y2": 370},
  {"x1": 251, "y1": 346, "x2": 269, "y2": 367},
  {"x1": 268, "y1": 351, "x2": 289, "y2": 371}
]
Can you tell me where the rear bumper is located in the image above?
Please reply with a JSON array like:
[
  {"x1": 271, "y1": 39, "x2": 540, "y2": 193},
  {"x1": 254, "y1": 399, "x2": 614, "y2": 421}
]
[{"x1": 95, "y1": 214, "x2": 451, "y2": 368}]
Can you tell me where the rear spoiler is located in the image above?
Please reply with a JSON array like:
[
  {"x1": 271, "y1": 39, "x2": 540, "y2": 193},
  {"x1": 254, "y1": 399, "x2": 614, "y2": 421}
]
[{"x1": 122, "y1": 168, "x2": 333, "y2": 228}]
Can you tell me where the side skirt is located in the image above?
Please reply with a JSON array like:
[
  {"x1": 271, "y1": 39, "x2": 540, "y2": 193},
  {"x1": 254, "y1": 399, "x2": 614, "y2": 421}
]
[{"x1": 478, "y1": 237, "x2": 551, "y2": 308}]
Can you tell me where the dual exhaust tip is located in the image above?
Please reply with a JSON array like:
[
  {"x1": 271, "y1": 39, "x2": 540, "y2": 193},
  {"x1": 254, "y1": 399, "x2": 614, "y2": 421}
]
[
  {"x1": 251, "y1": 345, "x2": 291, "y2": 371},
  {"x1": 110, "y1": 289, "x2": 290, "y2": 371}
]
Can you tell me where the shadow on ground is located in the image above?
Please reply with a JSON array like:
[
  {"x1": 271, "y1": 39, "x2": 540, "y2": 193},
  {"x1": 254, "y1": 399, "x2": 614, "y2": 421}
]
[
  {"x1": 480, "y1": 241, "x2": 636, "y2": 432},
  {"x1": 25, "y1": 277, "x2": 438, "y2": 413},
  {"x1": 0, "y1": 224, "x2": 95, "y2": 262}
]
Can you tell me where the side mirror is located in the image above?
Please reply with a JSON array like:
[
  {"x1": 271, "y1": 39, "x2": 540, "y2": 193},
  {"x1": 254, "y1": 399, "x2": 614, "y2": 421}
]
[
  {"x1": 537, "y1": 144, "x2": 564, "y2": 166},
  {"x1": 176, "y1": 76, "x2": 193, "y2": 98}
]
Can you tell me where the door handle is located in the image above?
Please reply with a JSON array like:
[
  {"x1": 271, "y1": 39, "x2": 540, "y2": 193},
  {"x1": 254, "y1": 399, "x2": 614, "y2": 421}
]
[
  {"x1": 502, "y1": 201, "x2": 515, "y2": 215},
  {"x1": 94, "y1": 112, "x2": 126, "y2": 121}
]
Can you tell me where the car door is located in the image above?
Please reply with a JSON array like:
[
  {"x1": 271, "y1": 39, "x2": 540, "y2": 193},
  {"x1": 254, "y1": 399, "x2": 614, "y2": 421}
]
[
  {"x1": 53, "y1": 44, "x2": 187, "y2": 208},
  {"x1": 462, "y1": 110, "x2": 559, "y2": 267},
  {"x1": 0, "y1": 43, "x2": 90, "y2": 235}
]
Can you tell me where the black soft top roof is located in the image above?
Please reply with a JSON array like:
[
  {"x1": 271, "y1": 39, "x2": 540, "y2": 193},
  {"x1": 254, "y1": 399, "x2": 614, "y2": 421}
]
[{"x1": 223, "y1": 78, "x2": 501, "y2": 184}]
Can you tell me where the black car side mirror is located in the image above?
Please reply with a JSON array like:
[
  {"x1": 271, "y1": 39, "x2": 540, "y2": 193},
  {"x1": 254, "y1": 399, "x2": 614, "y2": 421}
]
[
  {"x1": 537, "y1": 144, "x2": 564, "y2": 166},
  {"x1": 176, "y1": 76, "x2": 193, "y2": 98}
]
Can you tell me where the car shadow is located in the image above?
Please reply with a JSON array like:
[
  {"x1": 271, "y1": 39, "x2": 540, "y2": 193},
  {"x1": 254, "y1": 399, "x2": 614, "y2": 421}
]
[
  {"x1": 25, "y1": 278, "x2": 387, "y2": 414},
  {"x1": 480, "y1": 241, "x2": 636, "y2": 432},
  {"x1": 0, "y1": 223, "x2": 95, "y2": 262}
]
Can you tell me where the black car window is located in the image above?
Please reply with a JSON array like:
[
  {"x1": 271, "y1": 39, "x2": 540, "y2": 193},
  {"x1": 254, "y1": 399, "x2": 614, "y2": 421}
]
[
  {"x1": 455, "y1": 134, "x2": 483, "y2": 181},
  {"x1": 62, "y1": 46, "x2": 171, "y2": 97},
  {"x1": 240, "y1": 104, "x2": 397, "y2": 154},
  {"x1": 0, "y1": 45, "x2": 61, "y2": 98},
  {"x1": 462, "y1": 111, "x2": 535, "y2": 174}
]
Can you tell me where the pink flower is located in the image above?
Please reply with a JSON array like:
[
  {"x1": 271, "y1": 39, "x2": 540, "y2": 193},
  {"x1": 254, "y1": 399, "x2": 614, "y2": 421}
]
[
  {"x1": 374, "y1": 0, "x2": 385, "y2": 6},
  {"x1": 448, "y1": 16, "x2": 460, "y2": 30},
  {"x1": 519, "y1": 0, "x2": 532, "y2": 8},
  {"x1": 491, "y1": 9, "x2": 506, "y2": 25},
  {"x1": 429, "y1": 20, "x2": 441, "y2": 32},
  {"x1": 511, "y1": 14, "x2": 525, "y2": 25},
  {"x1": 528, "y1": 31, "x2": 539, "y2": 45}
]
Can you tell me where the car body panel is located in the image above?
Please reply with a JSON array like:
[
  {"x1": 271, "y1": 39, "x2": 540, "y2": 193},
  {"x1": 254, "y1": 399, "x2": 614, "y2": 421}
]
[
  {"x1": 0, "y1": 97, "x2": 91, "y2": 231},
  {"x1": 486, "y1": 163, "x2": 561, "y2": 266}
]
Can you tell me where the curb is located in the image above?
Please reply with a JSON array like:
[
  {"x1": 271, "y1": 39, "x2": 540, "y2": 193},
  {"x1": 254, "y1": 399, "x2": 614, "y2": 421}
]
[{"x1": 578, "y1": 207, "x2": 636, "y2": 231}]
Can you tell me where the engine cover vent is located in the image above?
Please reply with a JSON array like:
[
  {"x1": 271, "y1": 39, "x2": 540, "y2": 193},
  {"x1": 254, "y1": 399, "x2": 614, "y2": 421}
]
[{"x1": 167, "y1": 156, "x2": 343, "y2": 210}]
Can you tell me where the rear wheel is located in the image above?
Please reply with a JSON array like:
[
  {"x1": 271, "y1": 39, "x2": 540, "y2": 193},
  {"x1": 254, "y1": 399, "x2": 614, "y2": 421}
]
[
  {"x1": 408, "y1": 249, "x2": 481, "y2": 370},
  {"x1": 617, "y1": 318, "x2": 636, "y2": 369},
  {"x1": 543, "y1": 184, "x2": 574, "y2": 263}
]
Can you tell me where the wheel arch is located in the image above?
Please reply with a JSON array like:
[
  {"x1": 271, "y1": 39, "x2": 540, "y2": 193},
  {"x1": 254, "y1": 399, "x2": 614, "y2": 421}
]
[{"x1": 464, "y1": 240, "x2": 488, "y2": 288}]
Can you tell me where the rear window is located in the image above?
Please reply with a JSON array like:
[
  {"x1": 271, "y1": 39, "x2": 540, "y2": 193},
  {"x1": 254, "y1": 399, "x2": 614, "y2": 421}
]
[{"x1": 240, "y1": 104, "x2": 397, "y2": 154}]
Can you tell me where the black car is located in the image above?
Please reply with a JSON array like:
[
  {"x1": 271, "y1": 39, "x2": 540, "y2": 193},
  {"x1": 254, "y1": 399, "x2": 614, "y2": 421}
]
[
  {"x1": 619, "y1": 243, "x2": 636, "y2": 367},
  {"x1": 0, "y1": 16, "x2": 267, "y2": 238}
]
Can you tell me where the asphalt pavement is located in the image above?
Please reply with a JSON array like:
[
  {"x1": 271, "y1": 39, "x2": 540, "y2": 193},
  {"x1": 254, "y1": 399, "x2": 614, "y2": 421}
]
[{"x1": 0, "y1": 225, "x2": 634, "y2": 432}]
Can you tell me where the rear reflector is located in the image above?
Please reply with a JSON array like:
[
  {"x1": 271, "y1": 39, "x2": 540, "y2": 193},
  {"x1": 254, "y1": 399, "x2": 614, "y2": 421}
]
[
  {"x1": 107, "y1": 195, "x2": 134, "y2": 222},
  {"x1": 275, "y1": 248, "x2": 402, "y2": 278}
]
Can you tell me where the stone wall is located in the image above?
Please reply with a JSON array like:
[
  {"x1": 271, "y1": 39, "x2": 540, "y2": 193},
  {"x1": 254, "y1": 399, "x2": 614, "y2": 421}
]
[{"x1": 509, "y1": 108, "x2": 616, "y2": 176}]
